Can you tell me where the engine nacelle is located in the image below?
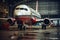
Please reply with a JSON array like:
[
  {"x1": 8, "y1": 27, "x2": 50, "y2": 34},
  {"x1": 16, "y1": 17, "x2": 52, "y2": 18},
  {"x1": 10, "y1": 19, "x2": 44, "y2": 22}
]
[
  {"x1": 7, "y1": 18, "x2": 15, "y2": 26},
  {"x1": 43, "y1": 18, "x2": 51, "y2": 25}
]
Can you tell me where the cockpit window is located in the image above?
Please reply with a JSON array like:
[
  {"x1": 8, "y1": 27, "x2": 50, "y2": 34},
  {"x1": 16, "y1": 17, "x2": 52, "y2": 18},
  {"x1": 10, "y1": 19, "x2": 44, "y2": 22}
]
[
  {"x1": 15, "y1": 8, "x2": 20, "y2": 10},
  {"x1": 15, "y1": 8, "x2": 28, "y2": 11}
]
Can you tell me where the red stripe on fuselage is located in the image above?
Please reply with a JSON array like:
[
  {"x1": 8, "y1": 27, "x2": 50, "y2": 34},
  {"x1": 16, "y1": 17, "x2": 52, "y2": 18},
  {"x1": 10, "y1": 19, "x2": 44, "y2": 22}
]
[{"x1": 15, "y1": 16, "x2": 36, "y2": 25}]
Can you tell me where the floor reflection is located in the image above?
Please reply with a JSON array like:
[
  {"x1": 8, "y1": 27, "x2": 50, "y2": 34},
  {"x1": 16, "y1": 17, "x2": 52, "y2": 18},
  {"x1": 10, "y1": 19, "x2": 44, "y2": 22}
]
[{"x1": 0, "y1": 27, "x2": 60, "y2": 40}]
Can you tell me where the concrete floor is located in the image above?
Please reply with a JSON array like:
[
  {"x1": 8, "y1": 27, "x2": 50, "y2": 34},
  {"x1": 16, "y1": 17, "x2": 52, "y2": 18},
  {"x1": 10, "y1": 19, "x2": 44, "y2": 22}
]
[{"x1": 0, "y1": 27, "x2": 60, "y2": 40}]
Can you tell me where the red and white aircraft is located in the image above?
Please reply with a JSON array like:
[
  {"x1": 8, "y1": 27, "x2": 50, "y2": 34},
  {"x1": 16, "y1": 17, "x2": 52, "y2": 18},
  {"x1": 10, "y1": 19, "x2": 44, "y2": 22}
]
[
  {"x1": 0, "y1": 1, "x2": 59, "y2": 30},
  {"x1": 13, "y1": 4, "x2": 41, "y2": 25}
]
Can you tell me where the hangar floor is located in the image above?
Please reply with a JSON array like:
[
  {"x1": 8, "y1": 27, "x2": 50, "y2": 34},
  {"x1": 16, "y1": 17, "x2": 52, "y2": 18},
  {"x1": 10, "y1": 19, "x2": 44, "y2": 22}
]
[{"x1": 0, "y1": 26, "x2": 60, "y2": 40}]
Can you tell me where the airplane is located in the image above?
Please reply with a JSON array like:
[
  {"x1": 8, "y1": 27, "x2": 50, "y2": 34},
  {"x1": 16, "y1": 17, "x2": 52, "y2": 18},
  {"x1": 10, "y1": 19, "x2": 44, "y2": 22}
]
[
  {"x1": 0, "y1": 4, "x2": 59, "y2": 30},
  {"x1": 13, "y1": 4, "x2": 41, "y2": 25},
  {"x1": 0, "y1": 0, "x2": 60, "y2": 30},
  {"x1": 7, "y1": 4, "x2": 58, "y2": 27}
]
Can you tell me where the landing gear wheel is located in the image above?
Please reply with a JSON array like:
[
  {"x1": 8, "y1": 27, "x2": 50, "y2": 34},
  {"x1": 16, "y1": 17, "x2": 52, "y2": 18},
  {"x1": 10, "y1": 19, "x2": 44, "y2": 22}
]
[
  {"x1": 17, "y1": 20, "x2": 23, "y2": 30},
  {"x1": 42, "y1": 24, "x2": 46, "y2": 30}
]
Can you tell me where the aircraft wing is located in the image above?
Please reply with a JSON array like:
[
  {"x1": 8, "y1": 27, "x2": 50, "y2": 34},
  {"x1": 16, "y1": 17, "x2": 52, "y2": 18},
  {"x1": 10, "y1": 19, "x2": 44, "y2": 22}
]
[{"x1": 36, "y1": 18, "x2": 60, "y2": 26}]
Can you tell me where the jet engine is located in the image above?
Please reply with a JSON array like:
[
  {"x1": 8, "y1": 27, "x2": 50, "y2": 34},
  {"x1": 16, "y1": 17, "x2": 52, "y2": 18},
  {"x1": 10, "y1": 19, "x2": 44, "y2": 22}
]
[
  {"x1": 43, "y1": 18, "x2": 51, "y2": 25},
  {"x1": 7, "y1": 18, "x2": 15, "y2": 26}
]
